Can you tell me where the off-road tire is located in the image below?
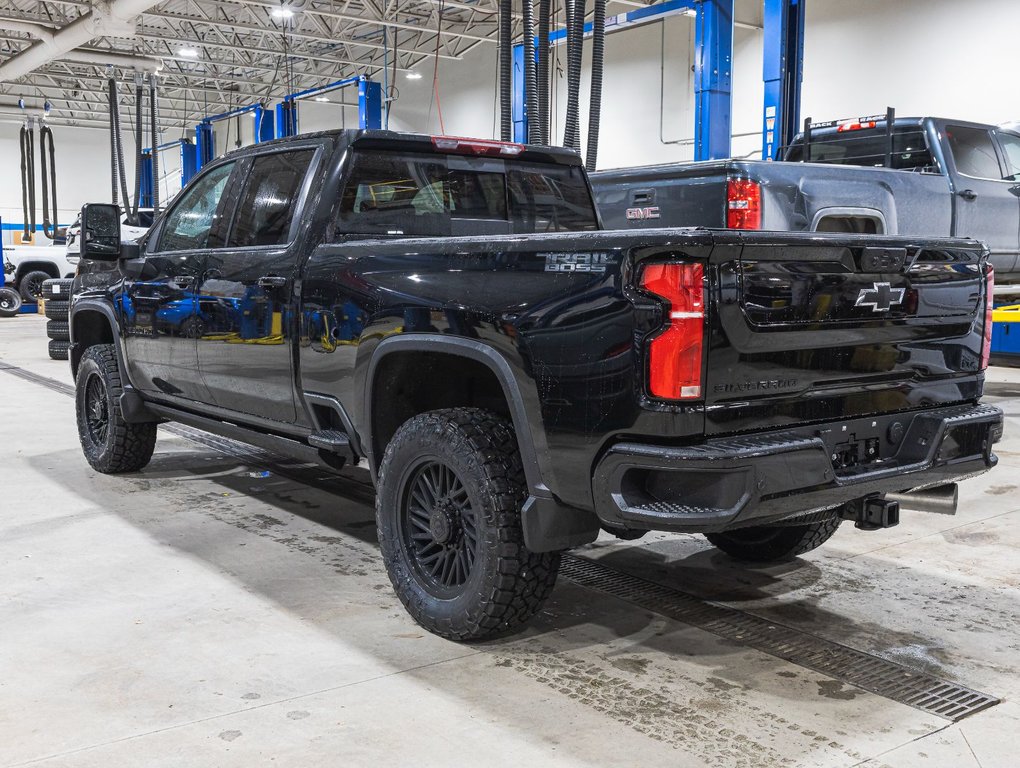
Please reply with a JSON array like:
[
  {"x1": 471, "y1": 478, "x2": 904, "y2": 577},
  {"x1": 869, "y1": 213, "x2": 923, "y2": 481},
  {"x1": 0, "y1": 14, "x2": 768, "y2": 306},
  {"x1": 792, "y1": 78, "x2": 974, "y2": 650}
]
[
  {"x1": 44, "y1": 300, "x2": 70, "y2": 320},
  {"x1": 47, "y1": 320, "x2": 70, "y2": 341},
  {"x1": 0, "y1": 287, "x2": 21, "y2": 317},
  {"x1": 18, "y1": 270, "x2": 52, "y2": 303},
  {"x1": 75, "y1": 344, "x2": 157, "y2": 473},
  {"x1": 704, "y1": 517, "x2": 842, "y2": 562},
  {"x1": 376, "y1": 408, "x2": 560, "y2": 641},
  {"x1": 48, "y1": 339, "x2": 70, "y2": 360},
  {"x1": 41, "y1": 278, "x2": 73, "y2": 301}
]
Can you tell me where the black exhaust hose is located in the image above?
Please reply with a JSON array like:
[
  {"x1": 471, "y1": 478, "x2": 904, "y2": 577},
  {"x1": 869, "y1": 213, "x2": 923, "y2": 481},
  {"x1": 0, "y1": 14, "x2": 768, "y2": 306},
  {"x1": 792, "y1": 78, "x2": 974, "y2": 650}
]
[
  {"x1": 26, "y1": 127, "x2": 36, "y2": 240},
  {"x1": 130, "y1": 81, "x2": 143, "y2": 226},
  {"x1": 108, "y1": 78, "x2": 119, "y2": 206},
  {"x1": 19, "y1": 125, "x2": 31, "y2": 241},
  {"x1": 537, "y1": 0, "x2": 550, "y2": 145},
  {"x1": 498, "y1": 0, "x2": 512, "y2": 141},
  {"x1": 523, "y1": 0, "x2": 538, "y2": 144},
  {"x1": 585, "y1": 0, "x2": 605, "y2": 171},
  {"x1": 150, "y1": 78, "x2": 160, "y2": 215},
  {"x1": 563, "y1": 0, "x2": 583, "y2": 151},
  {"x1": 40, "y1": 126, "x2": 59, "y2": 240},
  {"x1": 111, "y1": 83, "x2": 131, "y2": 219}
]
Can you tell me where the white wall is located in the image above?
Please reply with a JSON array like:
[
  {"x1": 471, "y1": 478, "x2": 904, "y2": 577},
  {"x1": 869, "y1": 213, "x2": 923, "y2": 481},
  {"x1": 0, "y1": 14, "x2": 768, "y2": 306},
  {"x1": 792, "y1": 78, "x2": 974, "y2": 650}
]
[{"x1": 3, "y1": 0, "x2": 1020, "y2": 240}]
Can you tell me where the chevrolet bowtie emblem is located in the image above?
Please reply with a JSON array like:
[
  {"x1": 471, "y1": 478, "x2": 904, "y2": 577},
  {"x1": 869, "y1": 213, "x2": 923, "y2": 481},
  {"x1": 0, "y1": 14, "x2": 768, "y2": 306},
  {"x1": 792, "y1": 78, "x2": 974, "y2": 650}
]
[{"x1": 855, "y1": 281, "x2": 905, "y2": 312}]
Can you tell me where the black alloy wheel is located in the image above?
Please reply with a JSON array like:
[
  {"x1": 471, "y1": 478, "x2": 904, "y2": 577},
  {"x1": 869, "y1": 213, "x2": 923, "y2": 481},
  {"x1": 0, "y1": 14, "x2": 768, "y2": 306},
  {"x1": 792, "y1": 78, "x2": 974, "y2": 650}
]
[
  {"x1": 83, "y1": 372, "x2": 110, "y2": 446},
  {"x1": 401, "y1": 459, "x2": 479, "y2": 596}
]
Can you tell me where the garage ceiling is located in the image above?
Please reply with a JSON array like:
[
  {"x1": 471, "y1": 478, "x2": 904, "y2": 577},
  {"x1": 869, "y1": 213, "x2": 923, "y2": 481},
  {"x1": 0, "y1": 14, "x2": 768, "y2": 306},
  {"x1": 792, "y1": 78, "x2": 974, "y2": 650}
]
[{"x1": 0, "y1": 1, "x2": 656, "y2": 129}]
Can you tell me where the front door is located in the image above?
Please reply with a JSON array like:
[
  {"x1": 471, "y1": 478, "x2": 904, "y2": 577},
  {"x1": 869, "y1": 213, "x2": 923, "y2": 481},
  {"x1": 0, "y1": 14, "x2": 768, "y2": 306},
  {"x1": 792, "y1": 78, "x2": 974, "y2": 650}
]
[
  {"x1": 945, "y1": 124, "x2": 1020, "y2": 274},
  {"x1": 195, "y1": 146, "x2": 318, "y2": 425},
  {"x1": 122, "y1": 160, "x2": 238, "y2": 403}
]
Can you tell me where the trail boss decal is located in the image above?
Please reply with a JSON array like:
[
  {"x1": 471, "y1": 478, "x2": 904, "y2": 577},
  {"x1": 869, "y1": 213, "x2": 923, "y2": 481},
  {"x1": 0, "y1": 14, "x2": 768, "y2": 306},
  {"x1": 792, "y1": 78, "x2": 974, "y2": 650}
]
[{"x1": 543, "y1": 252, "x2": 613, "y2": 273}]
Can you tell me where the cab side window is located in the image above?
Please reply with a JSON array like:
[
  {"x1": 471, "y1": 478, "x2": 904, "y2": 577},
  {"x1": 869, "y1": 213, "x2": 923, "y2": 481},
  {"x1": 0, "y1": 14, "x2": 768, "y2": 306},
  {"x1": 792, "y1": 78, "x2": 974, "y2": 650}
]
[
  {"x1": 946, "y1": 125, "x2": 1003, "y2": 180},
  {"x1": 155, "y1": 162, "x2": 235, "y2": 252},
  {"x1": 228, "y1": 150, "x2": 315, "y2": 247},
  {"x1": 996, "y1": 132, "x2": 1020, "y2": 181}
]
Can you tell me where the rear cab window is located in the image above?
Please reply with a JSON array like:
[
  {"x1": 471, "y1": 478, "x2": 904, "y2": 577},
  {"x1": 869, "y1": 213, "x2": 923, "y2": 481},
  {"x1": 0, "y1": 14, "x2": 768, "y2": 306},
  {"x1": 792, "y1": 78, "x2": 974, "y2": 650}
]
[
  {"x1": 785, "y1": 125, "x2": 937, "y2": 172},
  {"x1": 994, "y1": 131, "x2": 1020, "y2": 181},
  {"x1": 335, "y1": 149, "x2": 598, "y2": 238}
]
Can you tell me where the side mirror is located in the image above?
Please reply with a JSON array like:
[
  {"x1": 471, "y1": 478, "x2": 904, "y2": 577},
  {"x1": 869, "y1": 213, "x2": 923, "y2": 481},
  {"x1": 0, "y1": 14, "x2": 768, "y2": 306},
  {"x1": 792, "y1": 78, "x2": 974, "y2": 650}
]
[{"x1": 80, "y1": 203, "x2": 122, "y2": 261}]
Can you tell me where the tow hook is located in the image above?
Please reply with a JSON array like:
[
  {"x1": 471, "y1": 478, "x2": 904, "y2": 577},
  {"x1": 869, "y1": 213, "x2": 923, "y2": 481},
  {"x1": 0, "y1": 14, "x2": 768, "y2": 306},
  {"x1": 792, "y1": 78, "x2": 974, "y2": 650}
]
[{"x1": 842, "y1": 496, "x2": 900, "y2": 530}]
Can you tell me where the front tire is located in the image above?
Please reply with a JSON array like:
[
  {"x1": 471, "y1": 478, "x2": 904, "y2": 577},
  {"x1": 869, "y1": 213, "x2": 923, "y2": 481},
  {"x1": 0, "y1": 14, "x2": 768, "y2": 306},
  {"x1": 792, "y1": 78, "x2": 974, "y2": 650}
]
[
  {"x1": 704, "y1": 516, "x2": 842, "y2": 562},
  {"x1": 376, "y1": 408, "x2": 560, "y2": 641},
  {"x1": 75, "y1": 344, "x2": 157, "y2": 473}
]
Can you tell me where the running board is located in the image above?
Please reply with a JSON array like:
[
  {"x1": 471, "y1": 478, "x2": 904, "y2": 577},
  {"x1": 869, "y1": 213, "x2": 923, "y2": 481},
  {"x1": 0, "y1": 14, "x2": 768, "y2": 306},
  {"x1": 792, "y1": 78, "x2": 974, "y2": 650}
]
[{"x1": 146, "y1": 403, "x2": 344, "y2": 469}]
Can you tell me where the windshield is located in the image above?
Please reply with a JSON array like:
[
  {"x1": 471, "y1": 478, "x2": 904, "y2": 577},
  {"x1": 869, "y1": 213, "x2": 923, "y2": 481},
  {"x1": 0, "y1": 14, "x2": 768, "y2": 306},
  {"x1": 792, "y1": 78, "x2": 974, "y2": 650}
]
[
  {"x1": 785, "y1": 125, "x2": 937, "y2": 172},
  {"x1": 337, "y1": 150, "x2": 599, "y2": 238}
]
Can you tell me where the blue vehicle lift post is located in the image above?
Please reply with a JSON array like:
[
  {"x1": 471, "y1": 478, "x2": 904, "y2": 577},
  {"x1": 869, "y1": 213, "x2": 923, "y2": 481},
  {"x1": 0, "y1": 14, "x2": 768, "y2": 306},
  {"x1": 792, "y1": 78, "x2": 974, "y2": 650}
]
[
  {"x1": 138, "y1": 139, "x2": 199, "y2": 204},
  {"x1": 693, "y1": 0, "x2": 734, "y2": 161},
  {"x1": 274, "y1": 75, "x2": 383, "y2": 140},
  {"x1": 761, "y1": 0, "x2": 805, "y2": 160},
  {"x1": 528, "y1": 1, "x2": 735, "y2": 157},
  {"x1": 511, "y1": 44, "x2": 527, "y2": 143}
]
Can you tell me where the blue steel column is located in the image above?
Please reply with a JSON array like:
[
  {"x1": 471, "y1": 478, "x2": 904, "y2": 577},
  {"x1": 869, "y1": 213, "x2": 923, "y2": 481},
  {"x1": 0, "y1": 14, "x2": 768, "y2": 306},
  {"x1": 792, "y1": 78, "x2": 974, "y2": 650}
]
[
  {"x1": 253, "y1": 106, "x2": 275, "y2": 143},
  {"x1": 195, "y1": 122, "x2": 214, "y2": 170},
  {"x1": 694, "y1": 0, "x2": 734, "y2": 161},
  {"x1": 511, "y1": 43, "x2": 527, "y2": 143},
  {"x1": 358, "y1": 79, "x2": 383, "y2": 129},
  {"x1": 138, "y1": 152, "x2": 154, "y2": 208},
  {"x1": 275, "y1": 100, "x2": 298, "y2": 139},
  {"x1": 180, "y1": 139, "x2": 198, "y2": 186},
  {"x1": 761, "y1": 0, "x2": 805, "y2": 160}
]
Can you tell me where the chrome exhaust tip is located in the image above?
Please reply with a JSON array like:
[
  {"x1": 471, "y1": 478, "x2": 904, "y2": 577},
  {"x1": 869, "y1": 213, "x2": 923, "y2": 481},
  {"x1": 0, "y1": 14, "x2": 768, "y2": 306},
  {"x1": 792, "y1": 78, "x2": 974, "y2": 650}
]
[{"x1": 885, "y1": 484, "x2": 959, "y2": 516}]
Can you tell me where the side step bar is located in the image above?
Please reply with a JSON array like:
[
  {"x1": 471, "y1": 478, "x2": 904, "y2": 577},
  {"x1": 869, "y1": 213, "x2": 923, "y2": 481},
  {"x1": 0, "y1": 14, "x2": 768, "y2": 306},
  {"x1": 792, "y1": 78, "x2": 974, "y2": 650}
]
[{"x1": 146, "y1": 403, "x2": 352, "y2": 470}]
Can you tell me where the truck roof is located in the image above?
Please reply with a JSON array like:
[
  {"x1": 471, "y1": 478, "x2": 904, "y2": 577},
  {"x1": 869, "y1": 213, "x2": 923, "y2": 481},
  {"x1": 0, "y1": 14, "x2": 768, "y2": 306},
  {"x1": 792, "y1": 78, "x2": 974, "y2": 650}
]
[{"x1": 222, "y1": 128, "x2": 585, "y2": 166}]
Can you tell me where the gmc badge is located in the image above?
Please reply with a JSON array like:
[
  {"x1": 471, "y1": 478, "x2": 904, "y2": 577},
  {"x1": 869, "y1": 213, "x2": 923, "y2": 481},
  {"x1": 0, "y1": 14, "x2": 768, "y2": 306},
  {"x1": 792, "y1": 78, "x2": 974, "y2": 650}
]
[{"x1": 625, "y1": 206, "x2": 660, "y2": 221}]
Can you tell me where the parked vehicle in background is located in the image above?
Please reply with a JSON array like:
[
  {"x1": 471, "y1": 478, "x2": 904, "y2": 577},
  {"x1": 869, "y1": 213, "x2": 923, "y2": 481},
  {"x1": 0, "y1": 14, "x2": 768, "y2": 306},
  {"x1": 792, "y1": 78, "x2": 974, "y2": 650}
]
[
  {"x1": 3, "y1": 241, "x2": 75, "y2": 302},
  {"x1": 68, "y1": 129, "x2": 1001, "y2": 641},
  {"x1": 593, "y1": 113, "x2": 1020, "y2": 281}
]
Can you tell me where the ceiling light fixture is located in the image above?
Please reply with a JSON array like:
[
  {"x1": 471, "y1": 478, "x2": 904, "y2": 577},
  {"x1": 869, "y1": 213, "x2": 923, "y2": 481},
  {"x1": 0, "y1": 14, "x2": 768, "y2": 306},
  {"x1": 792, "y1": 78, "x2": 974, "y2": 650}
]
[
  {"x1": 271, "y1": 5, "x2": 295, "y2": 19},
  {"x1": 406, "y1": 70, "x2": 422, "y2": 80},
  {"x1": 178, "y1": 47, "x2": 199, "y2": 58},
  {"x1": 314, "y1": 96, "x2": 329, "y2": 102}
]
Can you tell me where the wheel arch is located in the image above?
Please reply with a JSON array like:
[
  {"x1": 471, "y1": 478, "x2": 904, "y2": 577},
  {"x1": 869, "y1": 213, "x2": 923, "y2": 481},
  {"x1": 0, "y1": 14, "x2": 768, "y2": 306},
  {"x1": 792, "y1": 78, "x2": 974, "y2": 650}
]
[
  {"x1": 364, "y1": 335, "x2": 549, "y2": 497},
  {"x1": 69, "y1": 300, "x2": 121, "y2": 379},
  {"x1": 15, "y1": 261, "x2": 60, "y2": 281}
]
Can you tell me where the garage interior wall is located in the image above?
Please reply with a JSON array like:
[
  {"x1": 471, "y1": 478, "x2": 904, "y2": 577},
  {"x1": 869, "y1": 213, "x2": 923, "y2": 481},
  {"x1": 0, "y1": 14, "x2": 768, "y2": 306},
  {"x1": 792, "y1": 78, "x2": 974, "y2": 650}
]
[{"x1": 2, "y1": 0, "x2": 1020, "y2": 242}]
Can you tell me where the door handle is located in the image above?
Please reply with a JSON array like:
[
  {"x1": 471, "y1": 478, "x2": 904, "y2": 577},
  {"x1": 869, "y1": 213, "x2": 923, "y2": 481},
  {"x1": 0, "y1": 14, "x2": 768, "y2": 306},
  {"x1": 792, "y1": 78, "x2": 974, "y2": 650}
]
[
  {"x1": 958, "y1": 189, "x2": 978, "y2": 201},
  {"x1": 257, "y1": 275, "x2": 287, "y2": 289}
]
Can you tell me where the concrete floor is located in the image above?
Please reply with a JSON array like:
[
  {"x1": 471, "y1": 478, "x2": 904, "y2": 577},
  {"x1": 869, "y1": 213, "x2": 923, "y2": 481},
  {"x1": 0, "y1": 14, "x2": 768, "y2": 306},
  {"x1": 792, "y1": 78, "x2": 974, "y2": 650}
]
[{"x1": 1, "y1": 312, "x2": 1018, "y2": 768}]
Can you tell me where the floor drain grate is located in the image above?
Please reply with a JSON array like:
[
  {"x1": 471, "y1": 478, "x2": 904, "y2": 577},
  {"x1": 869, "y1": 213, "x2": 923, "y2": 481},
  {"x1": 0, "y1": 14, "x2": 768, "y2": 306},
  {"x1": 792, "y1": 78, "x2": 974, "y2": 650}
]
[
  {"x1": 560, "y1": 555, "x2": 998, "y2": 721},
  {"x1": 2, "y1": 360, "x2": 999, "y2": 722}
]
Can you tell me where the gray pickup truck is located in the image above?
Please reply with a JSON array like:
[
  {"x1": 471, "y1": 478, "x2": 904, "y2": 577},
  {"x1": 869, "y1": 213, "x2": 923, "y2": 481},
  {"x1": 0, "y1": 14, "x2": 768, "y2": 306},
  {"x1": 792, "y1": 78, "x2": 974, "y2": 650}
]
[{"x1": 593, "y1": 116, "x2": 1020, "y2": 280}]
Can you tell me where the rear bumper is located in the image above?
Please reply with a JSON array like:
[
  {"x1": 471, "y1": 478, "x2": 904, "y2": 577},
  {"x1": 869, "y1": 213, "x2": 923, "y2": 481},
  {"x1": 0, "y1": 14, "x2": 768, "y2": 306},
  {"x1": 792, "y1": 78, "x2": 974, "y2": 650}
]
[{"x1": 592, "y1": 403, "x2": 1002, "y2": 533}]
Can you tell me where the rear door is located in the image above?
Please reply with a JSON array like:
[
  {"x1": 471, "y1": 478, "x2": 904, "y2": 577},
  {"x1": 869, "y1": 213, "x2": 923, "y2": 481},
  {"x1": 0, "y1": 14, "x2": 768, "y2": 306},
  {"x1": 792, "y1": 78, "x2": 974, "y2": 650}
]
[
  {"x1": 943, "y1": 123, "x2": 1020, "y2": 273},
  {"x1": 992, "y1": 130, "x2": 1020, "y2": 267},
  {"x1": 123, "y1": 159, "x2": 239, "y2": 403},
  {"x1": 195, "y1": 145, "x2": 319, "y2": 425},
  {"x1": 705, "y1": 234, "x2": 986, "y2": 436}
]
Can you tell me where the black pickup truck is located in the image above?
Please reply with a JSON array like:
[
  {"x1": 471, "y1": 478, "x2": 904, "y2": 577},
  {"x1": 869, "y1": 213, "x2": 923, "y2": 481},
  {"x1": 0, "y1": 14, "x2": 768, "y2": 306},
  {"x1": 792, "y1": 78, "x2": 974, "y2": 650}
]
[{"x1": 70, "y1": 130, "x2": 1002, "y2": 641}]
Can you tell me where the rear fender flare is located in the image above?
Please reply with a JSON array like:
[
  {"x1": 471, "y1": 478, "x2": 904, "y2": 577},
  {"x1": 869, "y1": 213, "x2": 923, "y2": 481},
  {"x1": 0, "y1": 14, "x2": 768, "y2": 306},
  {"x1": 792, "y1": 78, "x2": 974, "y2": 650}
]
[{"x1": 363, "y1": 334, "x2": 553, "y2": 499}]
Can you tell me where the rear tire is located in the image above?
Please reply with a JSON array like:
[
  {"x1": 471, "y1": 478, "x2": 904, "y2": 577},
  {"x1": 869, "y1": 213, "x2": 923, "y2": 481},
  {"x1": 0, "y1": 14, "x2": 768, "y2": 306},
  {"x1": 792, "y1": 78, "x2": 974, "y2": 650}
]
[
  {"x1": 376, "y1": 408, "x2": 560, "y2": 641},
  {"x1": 704, "y1": 517, "x2": 842, "y2": 562},
  {"x1": 48, "y1": 339, "x2": 70, "y2": 360},
  {"x1": 19, "y1": 270, "x2": 52, "y2": 303},
  {"x1": 75, "y1": 344, "x2": 157, "y2": 473},
  {"x1": 0, "y1": 287, "x2": 21, "y2": 317}
]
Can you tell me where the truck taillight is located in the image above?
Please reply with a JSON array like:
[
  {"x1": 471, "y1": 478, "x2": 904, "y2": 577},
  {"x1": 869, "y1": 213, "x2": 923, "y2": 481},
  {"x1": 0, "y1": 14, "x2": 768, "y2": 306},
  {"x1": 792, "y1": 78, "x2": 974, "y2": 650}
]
[
  {"x1": 982, "y1": 266, "x2": 995, "y2": 370},
  {"x1": 726, "y1": 178, "x2": 761, "y2": 229},
  {"x1": 641, "y1": 263, "x2": 705, "y2": 400},
  {"x1": 431, "y1": 136, "x2": 525, "y2": 156}
]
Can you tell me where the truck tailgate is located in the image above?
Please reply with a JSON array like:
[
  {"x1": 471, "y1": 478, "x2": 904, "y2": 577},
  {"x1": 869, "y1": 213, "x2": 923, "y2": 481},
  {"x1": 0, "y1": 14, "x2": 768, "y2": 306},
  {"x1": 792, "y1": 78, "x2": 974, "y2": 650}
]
[{"x1": 705, "y1": 232, "x2": 988, "y2": 435}]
